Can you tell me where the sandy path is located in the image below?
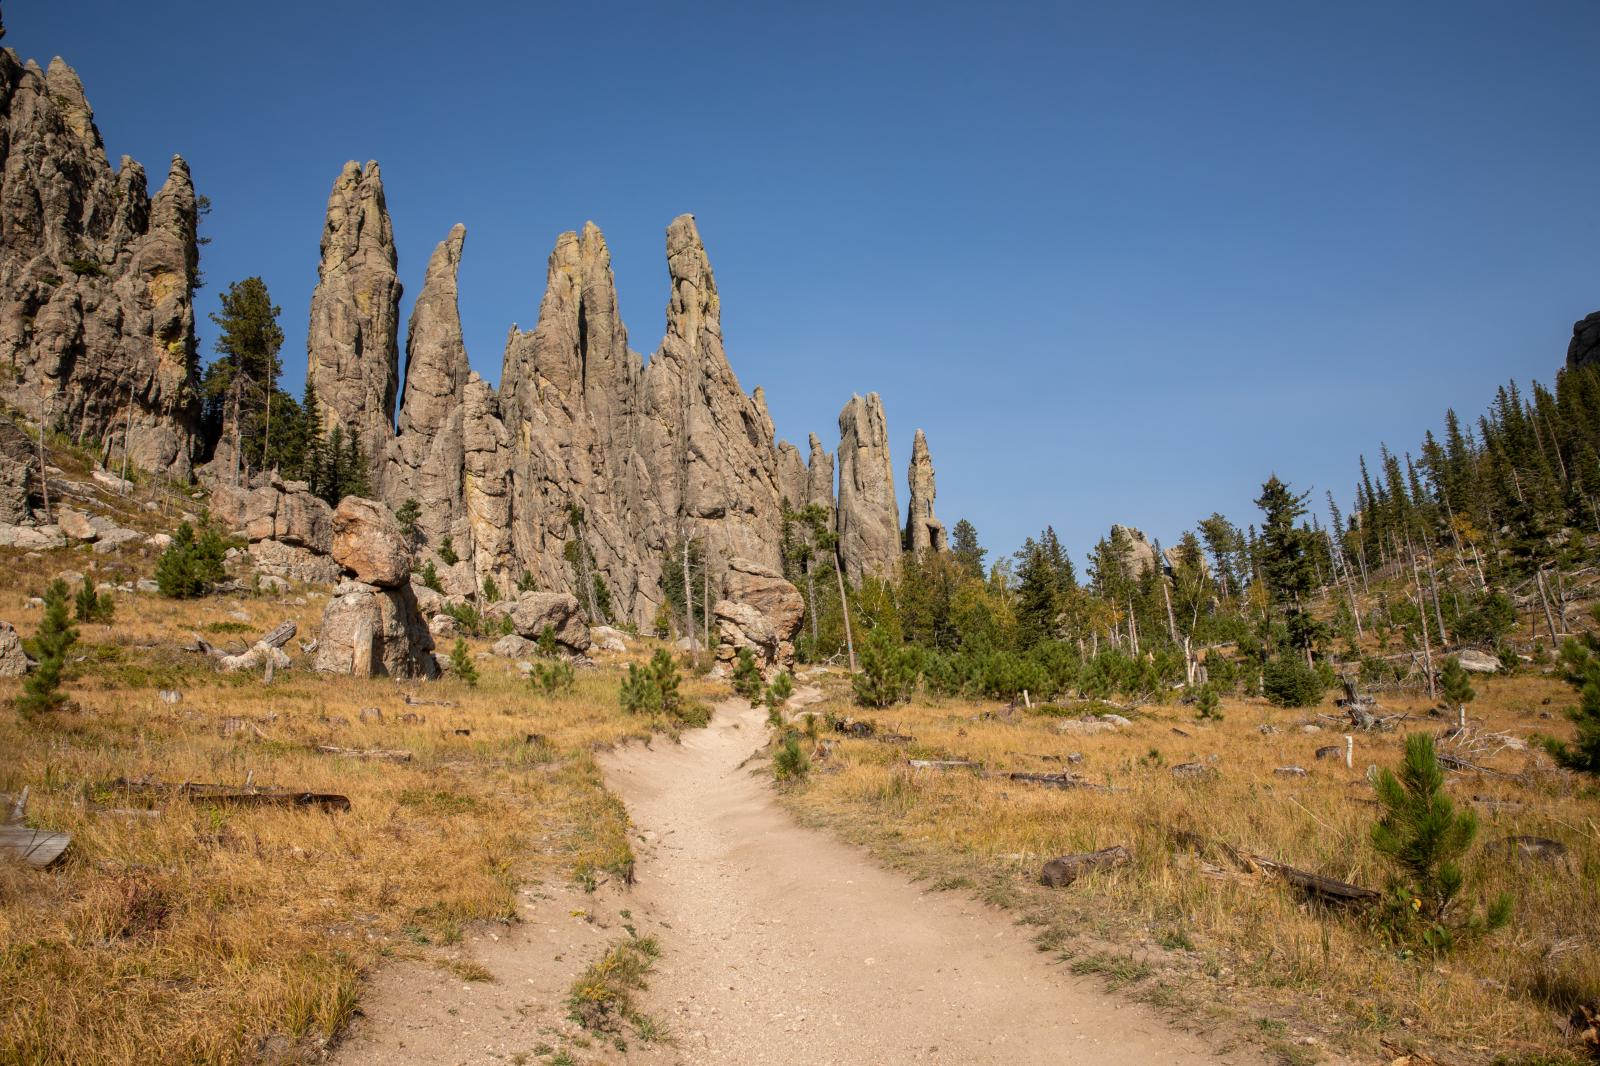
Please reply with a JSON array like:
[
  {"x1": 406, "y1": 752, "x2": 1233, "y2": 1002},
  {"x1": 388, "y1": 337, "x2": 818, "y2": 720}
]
[{"x1": 600, "y1": 700, "x2": 1247, "y2": 1065}]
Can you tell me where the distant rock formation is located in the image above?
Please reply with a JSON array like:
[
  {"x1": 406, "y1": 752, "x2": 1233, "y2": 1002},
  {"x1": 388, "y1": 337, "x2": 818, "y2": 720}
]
[
  {"x1": 904, "y1": 429, "x2": 947, "y2": 555},
  {"x1": 836, "y1": 393, "x2": 900, "y2": 585},
  {"x1": 1568, "y1": 311, "x2": 1600, "y2": 370},
  {"x1": 0, "y1": 50, "x2": 200, "y2": 475},
  {"x1": 1111, "y1": 524, "x2": 1161, "y2": 578},
  {"x1": 306, "y1": 161, "x2": 401, "y2": 471}
]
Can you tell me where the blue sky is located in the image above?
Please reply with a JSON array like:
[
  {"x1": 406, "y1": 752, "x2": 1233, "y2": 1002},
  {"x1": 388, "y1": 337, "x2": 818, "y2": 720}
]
[{"x1": 13, "y1": 1, "x2": 1599, "y2": 565}]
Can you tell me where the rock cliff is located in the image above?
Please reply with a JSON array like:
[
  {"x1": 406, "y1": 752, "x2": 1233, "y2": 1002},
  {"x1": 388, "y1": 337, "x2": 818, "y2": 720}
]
[
  {"x1": 836, "y1": 393, "x2": 900, "y2": 584},
  {"x1": 0, "y1": 50, "x2": 200, "y2": 474}
]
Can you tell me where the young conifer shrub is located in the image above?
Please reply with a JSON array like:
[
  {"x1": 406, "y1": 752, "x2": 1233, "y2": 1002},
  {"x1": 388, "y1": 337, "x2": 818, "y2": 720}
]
[
  {"x1": 17, "y1": 580, "x2": 77, "y2": 717},
  {"x1": 449, "y1": 638, "x2": 479, "y2": 687},
  {"x1": 73, "y1": 576, "x2": 114, "y2": 623},
  {"x1": 731, "y1": 647, "x2": 763, "y2": 704}
]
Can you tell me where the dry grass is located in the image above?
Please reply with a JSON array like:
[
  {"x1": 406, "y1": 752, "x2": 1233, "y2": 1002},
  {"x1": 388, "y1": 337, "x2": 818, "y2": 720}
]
[
  {"x1": 782, "y1": 672, "x2": 1600, "y2": 1064},
  {"x1": 0, "y1": 524, "x2": 708, "y2": 1064}
]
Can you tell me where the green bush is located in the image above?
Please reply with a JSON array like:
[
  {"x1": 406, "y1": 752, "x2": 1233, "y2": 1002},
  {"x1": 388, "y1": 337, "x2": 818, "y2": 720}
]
[
  {"x1": 449, "y1": 639, "x2": 479, "y2": 687},
  {"x1": 419, "y1": 560, "x2": 442, "y2": 593},
  {"x1": 155, "y1": 519, "x2": 228, "y2": 598},
  {"x1": 1371, "y1": 733, "x2": 1512, "y2": 951},
  {"x1": 773, "y1": 732, "x2": 810, "y2": 782},
  {"x1": 17, "y1": 580, "x2": 76, "y2": 717},
  {"x1": 763, "y1": 671, "x2": 794, "y2": 726},
  {"x1": 73, "y1": 576, "x2": 114, "y2": 624},
  {"x1": 621, "y1": 649, "x2": 689, "y2": 721},
  {"x1": 530, "y1": 657, "x2": 575, "y2": 696},
  {"x1": 731, "y1": 647, "x2": 763, "y2": 703},
  {"x1": 852, "y1": 629, "x2": 917, "y2": 708},
  {"x1": 437, "y1": 536, "x2": 460, "y2": 566},
  {"x1": 481, "y1": 575, "x2": 501, "y2": 604},
  {"x1": 1195, "y1": 683, "x2": 1221, "y2": 720},
  {"x1": 1542, "y1": 617, "x2": 1600, "y2": 773},
  {"x1": 1262, "y1": 656, "x2": 1325, "y2": 707}
]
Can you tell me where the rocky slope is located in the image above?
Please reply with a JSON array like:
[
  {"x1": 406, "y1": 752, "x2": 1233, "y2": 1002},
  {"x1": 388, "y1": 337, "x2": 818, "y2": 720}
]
[{"x1": 0, "y1": 49, "x2": 200, "y2": 475}]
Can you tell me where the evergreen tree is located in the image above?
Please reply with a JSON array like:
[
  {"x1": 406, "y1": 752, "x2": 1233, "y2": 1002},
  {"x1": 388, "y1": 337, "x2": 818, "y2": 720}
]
[
  {"x1": 1255, "y1": 475, "x2": 1320, "y2": 655},
  {"x1": 1543, "y1": 618, "x2": 1600, "y2": 773},
  {"x1": 202, "y1": 278, "x2": 292, "y2": 472},
  {"x1": 16, "y1": 579, "x2": 76, "y2": 716},
  {"x1": 950, "y1": 519, "x2": 986, "y2": 578}
]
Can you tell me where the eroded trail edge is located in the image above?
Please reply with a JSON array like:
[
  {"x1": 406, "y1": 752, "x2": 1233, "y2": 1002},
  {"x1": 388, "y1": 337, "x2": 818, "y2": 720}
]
[{"x1": 600, "y1": 700, "x2": 1241, "y2": 1066}]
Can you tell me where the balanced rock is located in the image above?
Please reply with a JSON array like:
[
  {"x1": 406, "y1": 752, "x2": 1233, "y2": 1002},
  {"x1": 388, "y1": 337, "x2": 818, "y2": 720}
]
[
  {"x1": 330, "y1": 496, "x2": 410, "y2": 588},
  {"x1": 314, "y1": 580, "x2": 436, "y2": 679},
  {"x1": 713, "y1": 557, "x2": 804, "y2": 673},
  {"x1": 0, "y1": 621, "x2": 30, "y2": 677},
  {"x1": 244, "y1": 477, "x2": 332, "y2": 552}
]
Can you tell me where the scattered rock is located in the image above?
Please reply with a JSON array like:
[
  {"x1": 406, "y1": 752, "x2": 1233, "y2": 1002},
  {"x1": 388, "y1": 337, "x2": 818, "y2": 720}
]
[
  {"x1": 1040, "y1": 846, "x2": 1131, "y2": 888},
  {"x1": 1487, "y1": 835, "x2": 1573, "y2": 872},
  {"x1": 591, "y1": 625, "x2": 630, "y2": 653},
  {"x1": 489, "y1": 591, "x2": 589, "y2": 653},
  {"x1": 0, "y1": 621, "x2": 31, "y2": 676},
  {"x1": 1314, "y1": 745, "x2": 1344, "y2": 760},
  {"x1": 90, "y1": 527, "x2": 142, "y2": 554},
  {"x1": 0, "y1": 525, "x2": 65, "y2": 550},
  {"x1": 1171, "y1": 761, "x2": 1217, "y2": 780},
  {"x1": 1455, "y1": 649, "x2": 1501, "y2": 674},
  {"x1": 492, "y1": 634, "x2": 537, "y2": 659},
  {"x1": 314, "y1": 580, "x2": 436, "y2": 679},
  {"x1": 56, "y1": 508, "x2": 96, "y2": 541},
  {"x1": 91, "y1": 469, "x2": 134, "y2": 493},
  {"x1": 1274, "y1": 766, "x2": 1309, "y2": 777},
  {"x1": 713, "y1": 557, "x2": 804, "y2": 674}
]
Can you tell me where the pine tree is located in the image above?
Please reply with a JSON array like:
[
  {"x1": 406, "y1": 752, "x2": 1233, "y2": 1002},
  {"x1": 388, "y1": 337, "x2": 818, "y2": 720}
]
[
  {"x1": 1543, "y1": 619, "x2": 1600, "y2": 773},
  {"x1": 449, "y1": 639, "x2": 479, "y2": 687},
  {"x1": 950, "y1": 519, "x2": 986, "y2": 578},
  {"x1": 202, "y1": 278, "x2": 287, "y2": 471},
  {"x1": 73, "y1": 575, "x2": 113, "y2": 623},
  {"x1": 17, "y1": 580, "x2": 77, "y2": 716}
]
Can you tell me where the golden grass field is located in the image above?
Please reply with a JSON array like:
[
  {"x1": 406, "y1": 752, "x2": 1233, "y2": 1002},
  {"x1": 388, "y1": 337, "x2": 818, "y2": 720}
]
[
  {"x1": 778, "y1": 672, "x2": 1600, "y2": 1065},
  {"x1": 0, "y1": 519, "x2": 719, "y2": 1065}
]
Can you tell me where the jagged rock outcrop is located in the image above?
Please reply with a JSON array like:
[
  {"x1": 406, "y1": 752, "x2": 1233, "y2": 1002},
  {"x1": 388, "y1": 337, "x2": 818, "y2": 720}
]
[
  {"x1": 776, "y1": 440, "x2": 807, "y2": 511},
  {"x1": 0, "y1": 51, "x2": 200, "y2": 475},
  {"x1": 485, "y1": 591, "x2": 591, "y2": 653},
  {"x1": 0, "y1": 415, "x2": 38, "y2": 523},
  {"x1": 836, "y1": 393, "x2": 899, "y2": 584},
  {"x1": 1111, "y1": 524, "x2": 1161, "y2": 577},
  {"x1": 0, "y1": 620, "x2": 29, "y2": 677},
  {"x1": 498, "y1": 222, "x2": 664, "y2": 619},
  {"x1": 804, "y1": 434, "x2": 836, "y2": 518},
  {"x1": 713, "y1": 557, "x2": 804, "y2": 674},
  {"x1": 387, "y1": 224, "x2": 469, "y2": 552},
  {"x1": 639, "y1": 216, "x2": 784, "y2": 573},
  {"x1": 314, "y1": 579, "x2": 436, "y2": 678},
  {"x1": 306, "y1": 161, "x2": 401, "y2": 471},
  {"x1": 904, "y1": 429, "x2": 947, "y2": 554},
  {"x1": 1569, "y1": 311, "x2": 1600, "y2": 370}
]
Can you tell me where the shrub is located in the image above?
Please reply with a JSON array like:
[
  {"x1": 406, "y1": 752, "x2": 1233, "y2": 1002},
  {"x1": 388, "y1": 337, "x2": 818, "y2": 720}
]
[
  {"x1": 394, "y1": 498, "x2": 421, "y2": 544},
  {"x1": 449, "y1": 639, "x2": 478, "y2": 687},
  {"x1": 536, "y1": 625, "x2": 559, "y2": 660},
  {"x1": 763, "y1": 671, "x2": 794, "y2": 726},
  {"x1": 1543, "y1": 618, "x2": 1600, "y2": 773},
  {"x1": 17, "y1": 579, "x2": 76, "y2": 716},
  {"x1": 731, "y1": 647, "x2": 763, "y2": 704},
  {"x1": 73, "y1": 576, "x2": 114, "y2": 624},
  {"x1": 443, "y1": 601, "x2": 484, "y2": 637},
  {"x1": 516, "y1": 570, "x2": 537, "y2": 593},
  {"x1": 620, "y1": 649, "x2": 684, "y2": 719},
  {"x1": 1262, "y1": 656, "x2": 1325, "y2": 707},
  {"x1": 1371, "y1": 732, "x2": 1512, "y2": 951},
  {"x1": 530, "y1": 657, "x2": 574, "y2": 696},
  {"x1": 773, "y1": 733, "x2": 809, "y2": 782},
  {"x1": 155, "y1": 519, "x2": 228, "y2": 598},
  {"x1": 852, "y1": 629, "x2": 917, "y2": 708},
  {"x1": 1439, "y1": 656, "x2": 1475, "y2": 717},
  {"x1": 419, "y1": 561, "x2": 442, "y2": 593},
  {"x1": 481, "y1": 575, "x2": 501, "y2": 604},
  {"x1": 437, "y1": 536, "x2": 460, "y2": 566},
  {"x1": 1195, "y1": 683, "x2": 1221, "y2": 720}
]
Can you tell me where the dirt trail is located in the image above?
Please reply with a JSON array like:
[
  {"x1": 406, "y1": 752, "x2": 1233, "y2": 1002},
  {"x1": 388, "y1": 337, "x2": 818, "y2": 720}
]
[{"x1": 599, "y1": 700, "x2": 1245, "y2": 1065}]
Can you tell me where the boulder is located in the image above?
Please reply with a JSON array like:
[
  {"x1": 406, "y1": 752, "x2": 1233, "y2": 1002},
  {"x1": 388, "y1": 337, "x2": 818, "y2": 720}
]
[
  {"x1": 247, "y1": 539, "x2": 342, "y2": 586},
  {"x1": 427, "y1": 613, "x2": 457, "y2": 638},
  {"x1": 591, "y1": 625, "x2": 629, "y2": 653},
  {"x1": 0, "y1": 621, "x2": 30, "y2": 677},
  {"x1": 57, "y1": 509, "x2": 96, "y2": 541},
  {"x1": 488, "y1": 591, "x2": 590, "y2": 653},
  {"x1": 1456, "y1": 649, "x2": 1501, "y2": 674},
  {"x1": 0, "y1": 525, "x2": 65, "y2": 550},
  {"x1": 714, "y1": 557, "x2": 804, "y2": 673},
  {"x1": 244, "y1": 478, "x2": 333, "y2": 551},
  {"x1": 492, "y1": 634, "x2": 537, "y2": 659},
  {"x1": 91, "y1": 528, "x2": 142, "y2": 554},
  {"x1": 314, "y1": 580, "x2": 437, "y2": 679},
  {"x1": 330, "y1": 497, "x2": 410, "y2": 588}
]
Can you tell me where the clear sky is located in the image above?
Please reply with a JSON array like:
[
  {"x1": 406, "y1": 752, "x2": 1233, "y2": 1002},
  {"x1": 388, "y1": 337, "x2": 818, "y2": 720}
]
[{"x1": 12, "y1": 1, "x2": 1599, "y2": 566}]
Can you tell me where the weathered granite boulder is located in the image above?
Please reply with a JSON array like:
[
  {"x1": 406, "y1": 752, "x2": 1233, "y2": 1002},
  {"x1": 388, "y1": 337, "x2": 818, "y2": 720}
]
[
  {"x1": 0, "y1": 621, "x2": 30, "y2": 676},
  {"x1": 590, "y1": 625, "x2": 630, "y2": 653},
  {"x1": 244, "y1": 478, "x2": 332, "y2": 551},
  {"x1": 1456, "y1": 648, "x2": 1501, "y2": 674},
  {"x1": 246, "y1": 538, "x2": 342, "y2": 586},
  {"x1": 486, "y1": 591, "x2": 590, "y2": 653},
  {"x1": 314, "y1": 579, "x2": 436, "y2": 678},
  {"x1": 491, "y1": 634, "x2": 537, "y2": 659},
  {"x1": 330, "y1": 496, "x2": 410, "y2": 588},
  {"x1": 714, "y1": 558, "x2": 804, "y2": 673},
  {"x1": 57, "y1": 508, "x2": 96, "y2": 541},
  {"x1": 0, "y1": 417, "x2": 39, "y2": 524},
  {"x1": 0, "y1": 525, "x2": 64, "y2": 550}
]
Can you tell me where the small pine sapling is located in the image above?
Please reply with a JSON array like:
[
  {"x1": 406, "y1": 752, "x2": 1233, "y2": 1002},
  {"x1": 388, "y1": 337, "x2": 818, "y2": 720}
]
[
  {"x1": 1195, "y1": 683, "x2": 1221, "y2": 721},
  {"x1": 731, "y1": 647, "x2": 763, "y2": 704},
  {"x1": 481, "y1": 575, "x2": 501, "y2": 605},
  {"x1": 852, "y1": 629, "x2": 916, "y2": 709},
  {"x1": 536, "y1": 625, "x2": 559, "y2": 659},
  {"x1": 763, "y1": 671, "x2": 794, "y2": 727},
  {"x1": 17, "y1": 580, "x2": 77, "y2": 716},
  {"x1": 1542, "y1": 613, "x2": 1600, "y2": 773},
  {"x1": 73, "y1": 576, "x2": 114, "y2": 623},
  {"x1": 531, "y1": 657, "x2": 575, "y2": 696},
  {"x1": 773, "y1": 732, "x2": 810, "y2": 782},
  {"x1": 449, "y1": 638, "x2": 479, "y2": 687},
  {"x1": 420, "y1": 560, "x2": 442, "y2": 593},
  {"x1": 1439, "y1": 656, "x2": 1475, "y2": 730},
  {"x1": 1371, "y1": 732, "x2": 1512, "y2": 951},
  {"x1": 437, "y1": 536, "x2": 459, "y2": 566}
]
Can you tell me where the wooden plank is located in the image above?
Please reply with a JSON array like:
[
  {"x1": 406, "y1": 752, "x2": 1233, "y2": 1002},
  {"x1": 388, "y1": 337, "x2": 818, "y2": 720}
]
[{"x1": 0, "y1": 825, "x2": 70, "y2": 868}]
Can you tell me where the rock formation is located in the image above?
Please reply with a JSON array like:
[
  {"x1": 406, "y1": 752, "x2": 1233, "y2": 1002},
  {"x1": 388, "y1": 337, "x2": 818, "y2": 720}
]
[
  {"x1": 836, "y1": 393, "x2": 900, "y2": 584},
  {"x1": 713, "y1": 557, "x2": 804, "y2": 674},
  {"x1": 306, "y1": 161, "x2": 401, "y2": 471},
  {"x1": 386, "y1": 224, "x2": 469, "y2": 552},
  {"x1": 638, "y1": 216, "x2": 785, "y2": 573},
  {"x1": 330, "y1": 496, "x2": 411, "y2": 588},
  {"x1": 1568, "y1": 311, "x2": 1600, "y2": 370},
  {"x1": 0, "y1": 51, "x2": 200, "y2": 475},
  {"x1": 315, "y1": 496, "x2": 434, "y2": 678},
  {"x1": 0, "y1": 416, "x2": 39, "y2": 523},
  {"x1": 1110, "y1": 524, "x2": 1161, "y2": 578},
  {"x1": 904, "y1": 429, "x2": 947, "y2": 554},
  {"x1": 804, "y1": 434, "x2": 836, "y2": 519},
  {"x1": 0, "y1": 619, "x2": 29, "y2": 677},
  {"x1": 484, "y1": 591, "x2": 591, "y2": 654}
]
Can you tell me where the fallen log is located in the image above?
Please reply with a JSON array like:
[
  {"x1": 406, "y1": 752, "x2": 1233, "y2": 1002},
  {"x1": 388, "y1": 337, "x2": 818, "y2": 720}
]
[
  {"x1": 1040, "y1": 845, "x2": 1131, "y2": 887},
  {"x1": 0, "y1": 825, "x2": 70, "y2": 868},
  {"x1": 402, "y1": 692, "x2": 454, "y2": 708},
  {"x1": 314, "y1": 745, "x2": 412, "y2": 763},
  {"x1": 1249, "y1": 855, "x2": 1379, "y2": 906},
  {"x1": 1003, "y1": 771, "x2": 1093, "y2": 790},
  {"x1": 108, "y1": 778, "x2": 350, "y2": 812},
  {"x1": 907, "y1": 759, "x2": 980, "y2": 771}
]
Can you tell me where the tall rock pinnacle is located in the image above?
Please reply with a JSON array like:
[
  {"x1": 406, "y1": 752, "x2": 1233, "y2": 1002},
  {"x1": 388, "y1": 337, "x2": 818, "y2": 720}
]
[
  {"x1": 640, "y1": 214, "x2": 783, "y2": 572},
  {"x1": 387, "y1": 224, "x2": 469, "y2": 551},
  {"x1": 306, "y1": 160, "x2": 402, "y2": 470},
  {"x1": 0, "y1": 51, "x2": 200, "y2": 474},
  {"x1": 836, "y1": 393, "x2": 900, "y2": 584},
  {"x1": 904, "y1": 428, "x2": 947, "y2": 554}
]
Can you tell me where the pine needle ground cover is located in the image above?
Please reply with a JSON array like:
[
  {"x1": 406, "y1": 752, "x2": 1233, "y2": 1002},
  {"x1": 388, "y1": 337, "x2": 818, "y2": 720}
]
[{"x1": 781, "y1": 672, "x2": 1600, "y2": 1065}]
